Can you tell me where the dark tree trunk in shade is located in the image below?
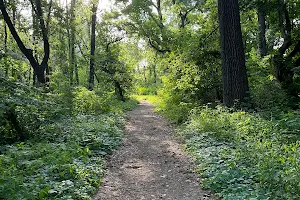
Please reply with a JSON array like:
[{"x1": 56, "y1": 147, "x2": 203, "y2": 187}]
[
  {"x1": 273, "y1": 0, "x2": 299, "y2": 97},
  {"x1": 4, "y1": 105, "x2": 26, "y2": 141},
  {"x1": 257, "y1": 5, "x2": 267, "y2": 57},
  {"x1": 114, "y1": 80, "x2": 125, "y2": 102},
  {"x1": 218, "y1": 0, "x2": 249, "y2": 107},
  {"x1": 4, "y1": 22, "x2": 8, "y2": 78},
  {"x1": 69, "y1": 0, "x2": 76, "y2": 85},
  {"x1": 88, "y1": 2, "x2": 98, "y2": 90},
  {"x1": 153, "y1": 64, "x2": 157, "y2": 84}
]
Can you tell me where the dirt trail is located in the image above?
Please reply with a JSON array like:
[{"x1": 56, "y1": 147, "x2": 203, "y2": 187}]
[{"x1": 93, "y1": 100, "x2": 214, "y2": 200}]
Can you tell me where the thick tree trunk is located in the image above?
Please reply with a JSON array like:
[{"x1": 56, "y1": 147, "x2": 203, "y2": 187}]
[
  {"x1": 257, "y1": 5, "x2": 267, "y2": 57},
  {"x1": 218, "y1": 0, "x2": 249, "y2": 107},
  {"x1": 88, "y1": 1, "x2": 98, "y2": 90}
]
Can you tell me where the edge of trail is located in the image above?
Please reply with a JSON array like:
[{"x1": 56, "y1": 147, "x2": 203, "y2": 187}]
[{"x1": 93, "y1": 100, "x2": 215, "y2": 200}]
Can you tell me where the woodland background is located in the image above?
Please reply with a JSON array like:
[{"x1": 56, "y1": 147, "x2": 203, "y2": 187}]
[{"x1": 1, "y1": 0, "x2": 300, "y2": 199}]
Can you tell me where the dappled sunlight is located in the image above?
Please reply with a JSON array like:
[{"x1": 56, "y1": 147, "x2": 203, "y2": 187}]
[{"x1": 94, "y1": 98, "x2": 211, "y2": 200}]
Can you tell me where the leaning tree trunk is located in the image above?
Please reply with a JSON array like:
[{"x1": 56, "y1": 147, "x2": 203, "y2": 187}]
[
  {"x1": 0, "y1": 0, "x2": 50, "y2": 84},
  {"x1": 218, "y1": 0, "x2": 249, "y2": 107}
]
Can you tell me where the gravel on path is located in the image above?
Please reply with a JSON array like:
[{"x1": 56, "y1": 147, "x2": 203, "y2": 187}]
[{"x1": 93, "y1": 100, "x2": 214, "y2": 200}]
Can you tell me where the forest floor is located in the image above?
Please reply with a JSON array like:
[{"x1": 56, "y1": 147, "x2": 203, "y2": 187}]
[{"x1": 93, "y1": 100, "x2": 214, "y2": 200}]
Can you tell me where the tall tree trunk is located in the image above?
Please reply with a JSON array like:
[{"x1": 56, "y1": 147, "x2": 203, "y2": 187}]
[
  {"x1": 153, "y1": 64, "x2": 157, "y2": 84},
  {"x1": 4, "y1": 22, "x2": 8, "y2": 78},
  {"x1": 75, "y1": 62, "x2": 79, "y2": 85},
  {"x1": 65, "y1": 0, "x2": 71, "y2": 80},
  {"x1": 218, "y1": 0, "x2": 249, "y2": 107},
  {"x1": 257, "y1": 5, "x2": 267, "y2": 57},
  {"x1": 88, "y1": 1, "x2": 98, "y2": 90},
  {"x1": 69, "y1": 0, "x2": 76, "y2": 85},
  {"x1": 273, "y1": 0, "x2": 297, "y2": 97},
  {"x1": 32, "y1": 6, "x2": 39, "y2": 85},
  {"x1": 34, "y1": 0, "x2": 50, "y2": 84}
]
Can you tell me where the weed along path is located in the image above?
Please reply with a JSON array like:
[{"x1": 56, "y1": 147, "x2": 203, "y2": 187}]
[{"x1": 93, "y1": 100, "x2": 213, "y2": 200}]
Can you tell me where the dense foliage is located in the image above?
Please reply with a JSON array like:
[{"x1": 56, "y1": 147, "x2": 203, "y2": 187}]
[
  {"x1": 180, "y1": 106, "x2": 300, "y2": 199},
  {"x1": 0, "y1": 79, "x2": 137, "y2": 199},
  {"x1": 1, "y1": 0, "x2": 300, "y2": 199}
]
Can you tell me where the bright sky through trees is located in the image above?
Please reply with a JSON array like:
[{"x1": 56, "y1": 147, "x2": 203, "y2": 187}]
[{"x1": 60, "y1": 0, "x2": 111, "y2": 11}]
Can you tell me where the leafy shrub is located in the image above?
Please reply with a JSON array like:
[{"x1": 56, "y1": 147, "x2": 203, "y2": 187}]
[
  {"x1": 0, "y1": 78, "x2": 63, "y2": 144},
  {"x1": 180, "y1": 106, "x2": 300, "y2": 199},
  {"x1": 247, "y1": 49, "x2": 289, "y2": 111},
  {"x1": 0, "y1": 78, "x2": 135, "y2": 199},
  {"x1": 0, "y1": 114, "x2": 124, "y2": 200},
  {"x1": 73, "y1": 87, "x2": 138, "y2": 115},
  {"x1": 73, "y1": 87, "x2": 111, "y2": 115},
  {"x1": 132, "y1": 95, "x2": 162, "y2": 106},
  {"x1": 156, "y1": 89, "x2": 195, "y2": 123},
  {"x1": 115, "y1": 98, "x2": 139, "y2": 112},
  {"x1": 136, "y1": 86, "x2": 157, "y2": 95},
  {"x1": 147, "y1": 51, "x2": 222, "y2": 123}
]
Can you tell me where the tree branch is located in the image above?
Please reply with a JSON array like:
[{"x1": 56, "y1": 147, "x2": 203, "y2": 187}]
[
  {"x1": 0, "y1": 0, "x2": 38, "y2": 69},
  {"x1": 178, "y1": 0, "x2": 200, "y2": 28},
  {"x1": 148, "y1": 38, "x2": 170, "y2": 53},
  {"x1": 106, "y1": 37, "x2": 123, "y2": 52}
]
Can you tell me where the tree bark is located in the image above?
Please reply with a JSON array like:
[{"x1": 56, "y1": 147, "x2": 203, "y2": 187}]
[
  {"x1": 153, "y1": 64, "x2": 157, "y2": 84},
  {"x1": 69, "y1": 0, "x2": 76, "y2": 85},
  {"x1": 273, "y1": 0, "x2": 298, "y2": 97},
  {"x1": 34, "y1": 0, "x2": 50, "y2": 84},
  {"x1": 218, "y1": 0, "x2": 249, "y2": 107},
  {"x1": 88, "y1": 1, "x2": 98, "y2": 90},
  {"x1": 4, "y1": 22, "x2": 8, "y2": 78},
  {"x1": 114, "y1": 80, "x2": 125, "y2": 101},
  {"x1": 257, "y1": 5, "x2": 267, "y2": 57}
]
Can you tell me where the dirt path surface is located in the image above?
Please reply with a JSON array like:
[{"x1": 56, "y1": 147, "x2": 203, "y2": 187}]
[{"x1": 93, "y1": 101, "x2": 213, "y2": 200}]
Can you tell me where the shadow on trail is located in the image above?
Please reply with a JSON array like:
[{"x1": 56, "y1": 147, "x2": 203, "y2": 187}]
[{"x1": 93, "y1": 101, "x2": 213, "y2": 200}]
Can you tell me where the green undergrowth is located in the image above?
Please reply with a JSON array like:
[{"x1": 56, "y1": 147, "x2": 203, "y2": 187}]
[
  {"x1": 0, "y1": 115, "x2": 124, "y2": 200},
  {"x1": 179, "y1": 106, "x2": 300, "y2": 199},
  {"x1": 0, "y1": 79, "x2": 138, "y2": 199},
  {"x1": 132, "y1": 95, "x2": 162, "y2": 107},
  {"x1": 133, "y1": 94, "x2": 188, "y2": 124}
]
